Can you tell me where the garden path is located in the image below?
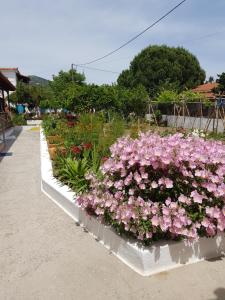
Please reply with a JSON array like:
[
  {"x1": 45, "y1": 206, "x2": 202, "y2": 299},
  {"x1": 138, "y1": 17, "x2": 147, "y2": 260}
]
[{"x1": 0, "y1": 127, "x2": 225, "y2": 300}]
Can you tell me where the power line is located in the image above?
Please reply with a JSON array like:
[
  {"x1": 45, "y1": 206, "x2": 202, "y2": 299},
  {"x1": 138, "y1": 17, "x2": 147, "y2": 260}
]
[
  {"x1": 85, "y1": 29, "x2": 225, "y2": 68},
  {"x1": 73, "y1": 64, "x2": 119, "y2": 74},
  {"x1": 78, "y1": 0, "x2": 187, "y2": 66},
  {"x1": 182, "y1": 29, "x2": 225, "y2": 44}
]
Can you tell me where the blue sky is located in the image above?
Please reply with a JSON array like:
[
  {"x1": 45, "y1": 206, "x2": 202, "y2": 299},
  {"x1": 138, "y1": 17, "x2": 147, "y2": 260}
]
[{"x1": 1, "y1": 0, "x2": 225, "y2": 84}]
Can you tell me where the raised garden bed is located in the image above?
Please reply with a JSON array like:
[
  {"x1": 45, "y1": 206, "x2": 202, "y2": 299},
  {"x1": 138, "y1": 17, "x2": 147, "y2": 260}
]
[{"x1": 40, "y1": 129, "x2": 225, "y2": 276}]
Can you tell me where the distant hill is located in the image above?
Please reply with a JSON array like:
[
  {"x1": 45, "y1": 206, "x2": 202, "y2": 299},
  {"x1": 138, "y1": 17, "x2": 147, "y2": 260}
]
[{"x1": 29, "y1": 75, "x2": 50, "y2": 86}]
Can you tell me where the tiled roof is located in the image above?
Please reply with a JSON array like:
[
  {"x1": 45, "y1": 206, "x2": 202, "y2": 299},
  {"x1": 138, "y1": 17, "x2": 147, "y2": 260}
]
[
  {"x1": 192, "y1": 82, "x2": 218, "y2": 93},
  {"x1": 0, "y1": 67, "x2": 18, "y2": 71},
  {"x1": 0, "y1": 68, "x2": 30, "y2": 82}
]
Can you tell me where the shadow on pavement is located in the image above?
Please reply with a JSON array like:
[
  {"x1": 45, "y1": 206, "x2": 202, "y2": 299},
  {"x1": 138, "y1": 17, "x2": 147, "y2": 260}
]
[
  {"x1": 209, "y1": 288, "x2": 225, "y2": 300},
  {"x1": 206, "y1": 255, "x2": 225, "y2": 262},
  {"x1": 0, "y1": 126, "x2": 23, "y2": 162}
]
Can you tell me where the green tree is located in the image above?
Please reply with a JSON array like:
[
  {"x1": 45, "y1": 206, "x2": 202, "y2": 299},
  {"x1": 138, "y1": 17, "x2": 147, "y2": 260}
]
[
  {"x1": 49, "y1": 69, "x2": 85, "y2": 109},
  {"x1": 42, "y1": 69, "x2": 148, "y2": 116},
  {"x1": 208, "y1": 76, "x2": 214, "y2": 83},
  {"x1": 156, "y1": 90, "x2": 179, "y2": 103},
  {"x1": 10, "y1": 82, "x2": 52, "y2": 107},
  {"x1": 155, "y1": 89, "x2": 207, "y2": 103},
  {"x1": 10, "y1": 82, "x2": 31, "y2": 104},
  {"x1": 61, "y1": 83, "x2": 84, "y2": 111},
  {"x1": 39, "y1": 86, "x2": 57, "y2": 109},
  {"x1": 120, "y1": 85, "x2": 148, "y2": 117},
  {"x1": 216, "y1": 73, "x2": 225, "y2": 93},
  {"x1": 117, "y1": 45, "x2": 205, "y2": 96},
  {"x1": 179, "y1": 90, "x2": 207, "y2": 102}
]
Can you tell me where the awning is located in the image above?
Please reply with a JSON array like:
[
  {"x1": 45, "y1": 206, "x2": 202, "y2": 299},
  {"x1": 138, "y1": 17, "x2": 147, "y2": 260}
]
[{"x1": 0, "y1": 72, "x2": 16, "y2": 91}]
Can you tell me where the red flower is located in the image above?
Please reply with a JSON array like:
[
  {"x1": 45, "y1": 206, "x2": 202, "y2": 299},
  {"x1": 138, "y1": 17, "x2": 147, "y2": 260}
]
[
  {"x1": 66, "y1": 114, "x2": 75, "y2": 121},
  {"x1": 67, "y1": 121, "x2": 75, "y2": 128},
  {"x1": 83, "y1": 143, "x2": 92, "y2": 150},
  {"x1": 71, "y1": 145, "x2": 81, "y2": 154}
]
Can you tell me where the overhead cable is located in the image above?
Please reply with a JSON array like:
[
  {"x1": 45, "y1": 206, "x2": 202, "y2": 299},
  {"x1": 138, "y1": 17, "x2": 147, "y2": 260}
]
[{"x1": 78, "y1": 0, "x2": 187, "y2": 65}]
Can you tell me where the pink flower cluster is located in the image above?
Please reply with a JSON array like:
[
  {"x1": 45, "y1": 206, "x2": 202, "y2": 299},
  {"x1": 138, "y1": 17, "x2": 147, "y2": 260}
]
[{"x1": 77, "y1": 133, "x2": 225, "y2": 242}]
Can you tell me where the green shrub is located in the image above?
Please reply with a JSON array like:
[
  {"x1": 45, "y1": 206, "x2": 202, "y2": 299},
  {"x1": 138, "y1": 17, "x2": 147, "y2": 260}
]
[
  {"x1": 11, "y1": 114, "x2": 27, "y2": 126},
  {"x1": 42, "y1": 115, "x2": 63, "y2": 136},
  {"x1": 156, "y1": 90, "x2": 179, "y2": 103}
]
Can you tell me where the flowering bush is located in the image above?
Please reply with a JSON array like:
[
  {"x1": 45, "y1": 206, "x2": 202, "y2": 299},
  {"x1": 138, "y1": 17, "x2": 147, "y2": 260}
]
[
  {"x1": 71, "y1": 145, "x2": 82, "y2": 155},
  {"x1": 83, "y1": 143, "x2": 93, "y2": 150},
  {"x1": 70, "y1": 143, "x2": 93, "y2": 156},
  {"x1": 77, "y1": 133, "x2": 225, "y2": 243}
]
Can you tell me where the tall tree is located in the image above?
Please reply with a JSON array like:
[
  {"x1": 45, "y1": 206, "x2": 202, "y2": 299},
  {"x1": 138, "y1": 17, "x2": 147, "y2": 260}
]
[
  {"x1": 208, "y1": 76, "x2": 214, "y2": 83},
  {"x1": 117, "y1": 45, "x2": 206, "y2": 97},
  {"x1": 10, "y1": 82, "x2": 53, "y2": 107},
  {"x1": 49, "y1": 69, "x2": 86, "y2": 109},
  {"x1": 216, "y1": 73, "x2": 225, "y2": 93}
]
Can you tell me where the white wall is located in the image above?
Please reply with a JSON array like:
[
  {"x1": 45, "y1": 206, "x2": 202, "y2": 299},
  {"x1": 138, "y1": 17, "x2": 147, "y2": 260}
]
[{"x1": 146, "y1": 114, "x2": 225, "y2": 133}]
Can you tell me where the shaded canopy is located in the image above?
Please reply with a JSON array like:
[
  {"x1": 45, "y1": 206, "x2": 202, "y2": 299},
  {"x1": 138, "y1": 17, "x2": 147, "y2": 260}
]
[{"x1": 0, "y1": 72, "x2": 15, "y2": 92}]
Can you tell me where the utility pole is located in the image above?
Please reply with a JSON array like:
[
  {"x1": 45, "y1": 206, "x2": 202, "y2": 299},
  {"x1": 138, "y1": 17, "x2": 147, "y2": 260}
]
[
  {"x1": 71, "y1": 63, "x2": 78, "y2": 82},
  {"x1": 71, "y1": 63, "x2": 74, "y2": 82}
]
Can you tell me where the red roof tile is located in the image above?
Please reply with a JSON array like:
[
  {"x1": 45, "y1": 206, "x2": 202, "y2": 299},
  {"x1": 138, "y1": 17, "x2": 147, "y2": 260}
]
[
  {"x1": 192, "y1": 82, "x2": 218, "y2": 93},
  {"x1": 0, "y1": 68, "x2": 18, "y2": 71}
]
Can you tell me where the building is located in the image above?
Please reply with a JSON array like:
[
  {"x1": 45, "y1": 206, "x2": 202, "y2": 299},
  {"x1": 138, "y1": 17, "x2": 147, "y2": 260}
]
[
  {"x1": 0, "y1": 71, "x2": 15, "y2": 112},
  {"x1": 192, "y1": 82, "x2": 218, "y2": 101},
  {"x1": 0, "y1": 68, "x2": 30, "y2": 89}
]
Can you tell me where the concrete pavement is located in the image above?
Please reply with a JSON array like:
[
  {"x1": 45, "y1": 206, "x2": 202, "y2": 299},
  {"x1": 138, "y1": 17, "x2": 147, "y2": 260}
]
[{"x1": 0, "y1": 127, "x2": 225, "y2": 300}]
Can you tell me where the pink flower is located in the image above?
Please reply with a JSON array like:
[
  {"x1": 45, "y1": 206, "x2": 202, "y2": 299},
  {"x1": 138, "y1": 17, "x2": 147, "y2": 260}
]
[
  {"x1": 151, "y1": 181, "x2": 158, "y2": 189},
  {"x1": 206, "y1": 207, "x2": 214, "y2": 218},
  {"x1": 128, "y1": 196, "x2": 134, "y2": 204},
  {"x1": 170, "y1": 202, "x2": 178, "y2": 209},
  {"x1": 158, "y1": 178, "x2": 165, "y2": 185},
  {"x1": 146, "y1": 232, "x2": 153, "y2": 239},
  {"x1": 165, "y1": 198, "x2": 171, "y2": 206},
  {"x1": 105, "y1": 199, "x2": 113, "y2": 207},
  {"x1": 173, "y1": 219, "x2": 182, "y2": 229},
  {"x1": 178, "y1": 194, "x2": 191, "y2": 205},
  {"x1": 141, "y1": 172, "x2": 148, "y2": 179},
  {"x1": 77, "y1": 132, "x2": 225, "y2": 243},
  {"x1": 114, "y1": 180, "x2": 124, "y2": 190},
  {"x1": 190, "y1": 191, "x2": 204, "y2": 204},
  {"x1": 139, "y1": 184, "x2": 146, "y2": 190},
  {"x1": 201, "y1": 218, "x2": 210, "y2": 228},
  {"x1": 162, "y1": 206, "x2": 170, "y2": 216},
  {"x1": 164, "y1": 178, "x2": 173, "y2": 188},
  {"x1": 114, "y1": 191, "x2": 123, "y2": 200},
  {"x1": 134, "y1": 172, "x2": 142, "y2": 184},
  {"x1": 129, "y1": 189, "x2": 135, "y2": 196},
  {"x1": 151, "y1": 216, "x2": 160, "y2": 226}
]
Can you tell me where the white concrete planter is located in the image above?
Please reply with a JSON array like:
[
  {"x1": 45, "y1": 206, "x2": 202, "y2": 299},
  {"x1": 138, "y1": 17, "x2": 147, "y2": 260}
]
[
  {"x1": 27, "y1": 119, "x2": 42, "y2": 125},
  {"x1": 40, "y1": 129, "x2": 225, "y2": 276}
]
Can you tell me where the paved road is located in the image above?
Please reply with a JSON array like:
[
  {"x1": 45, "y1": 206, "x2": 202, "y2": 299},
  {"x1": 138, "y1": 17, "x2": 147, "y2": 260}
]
[{"x1": 0, "y1": 127, "x2": 225, "y2": 300}]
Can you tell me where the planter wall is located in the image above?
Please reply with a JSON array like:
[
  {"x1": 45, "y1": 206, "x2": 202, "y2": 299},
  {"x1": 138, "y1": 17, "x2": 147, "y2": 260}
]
[
  {"x1": 27, "y1": 119, "x2": 42, "y2": 125},
  {"x1": 40, "y1": 129, "x2": 225, "y2": 276}
]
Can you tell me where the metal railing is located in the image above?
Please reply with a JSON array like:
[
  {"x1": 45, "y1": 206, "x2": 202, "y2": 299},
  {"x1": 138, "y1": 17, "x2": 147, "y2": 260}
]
[{"x1": 0, "y1": 112, "x2": 11, "y2": 147}]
